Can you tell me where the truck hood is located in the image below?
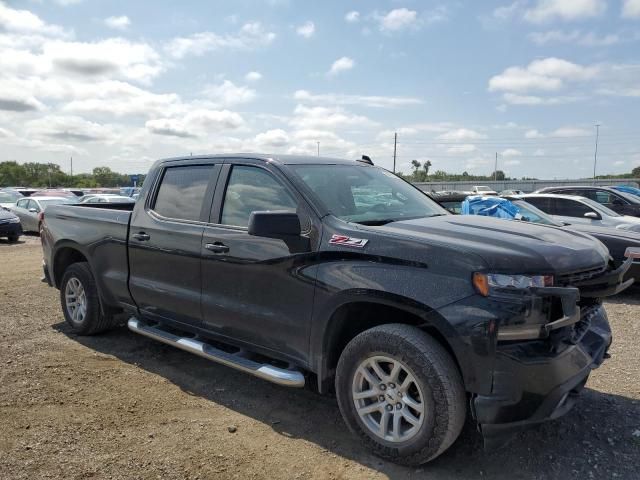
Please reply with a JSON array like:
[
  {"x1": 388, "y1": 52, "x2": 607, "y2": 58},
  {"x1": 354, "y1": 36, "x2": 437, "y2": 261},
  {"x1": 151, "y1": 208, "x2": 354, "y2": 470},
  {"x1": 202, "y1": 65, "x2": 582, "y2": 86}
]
[{"x1": 370, "y1": 214, "x2": 609, "y2": 273}]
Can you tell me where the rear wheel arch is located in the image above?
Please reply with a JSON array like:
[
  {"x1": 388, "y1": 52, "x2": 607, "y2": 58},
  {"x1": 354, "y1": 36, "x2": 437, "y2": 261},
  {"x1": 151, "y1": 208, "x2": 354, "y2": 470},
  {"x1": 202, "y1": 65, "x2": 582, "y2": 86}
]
[
  {"x1": 53, "y1": 245, "x2": 89, "y2": 288},
  {"x1": 314, "y1": 297, "x2": 462, "y2": 393}
]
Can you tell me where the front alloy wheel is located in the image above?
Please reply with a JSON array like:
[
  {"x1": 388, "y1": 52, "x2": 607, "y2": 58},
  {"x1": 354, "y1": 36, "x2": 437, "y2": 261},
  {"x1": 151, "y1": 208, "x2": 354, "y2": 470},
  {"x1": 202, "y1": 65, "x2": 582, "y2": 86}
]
[{"x1": 352, "y1": 355, "x2": 426, "y2": 443}]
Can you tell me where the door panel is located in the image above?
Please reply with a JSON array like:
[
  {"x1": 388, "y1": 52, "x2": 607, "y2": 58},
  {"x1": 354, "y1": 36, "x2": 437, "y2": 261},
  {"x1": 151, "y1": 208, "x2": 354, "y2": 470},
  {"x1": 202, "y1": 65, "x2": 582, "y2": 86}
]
[
  {"x1": 128, "y1": 163, "x2": 220, "y2": 327},
  {"x1": 200, "y1": 163, "x2": 318, "y2": 363}
]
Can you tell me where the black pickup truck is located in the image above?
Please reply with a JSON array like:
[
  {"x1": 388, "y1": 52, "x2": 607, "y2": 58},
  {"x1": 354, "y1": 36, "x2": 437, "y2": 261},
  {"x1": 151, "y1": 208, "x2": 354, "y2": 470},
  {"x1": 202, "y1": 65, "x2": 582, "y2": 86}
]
[{"x1": 41, "y1": 154, "x2": 634, "y2": 465}]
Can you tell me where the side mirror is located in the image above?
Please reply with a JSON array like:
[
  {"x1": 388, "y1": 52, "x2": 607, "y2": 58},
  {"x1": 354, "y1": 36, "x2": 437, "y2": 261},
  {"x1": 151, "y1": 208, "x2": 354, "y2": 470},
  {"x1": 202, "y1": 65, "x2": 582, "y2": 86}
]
[
  {"x1": 612, "y1": 199, "x2": 624, "y2": 206},
  {"x1": 584, "y1": 211, "x2": 600, "y2": 220},
  {"x1": 248, "y1": 211, "x2": 309, "y2": 253},
  {"x1": 249, "y1": 210, "x2": 301, "y2": 237},
  {"x1": 28, "y1": 208, "x2": 38, "y2": 213}
]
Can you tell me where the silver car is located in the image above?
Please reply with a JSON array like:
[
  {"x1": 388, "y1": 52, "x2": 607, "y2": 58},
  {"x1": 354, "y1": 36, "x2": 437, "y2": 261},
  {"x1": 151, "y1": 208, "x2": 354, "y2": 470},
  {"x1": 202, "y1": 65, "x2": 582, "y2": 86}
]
[
  {"x1": 522, "y1": 194, "x2": 640, "y2": 233},
  {"x1": 12, "y1": 196, "x2": 73, "y2": 233},
  {"x1": 80, "y1": 194, "x2": 135, "y2": 204}
]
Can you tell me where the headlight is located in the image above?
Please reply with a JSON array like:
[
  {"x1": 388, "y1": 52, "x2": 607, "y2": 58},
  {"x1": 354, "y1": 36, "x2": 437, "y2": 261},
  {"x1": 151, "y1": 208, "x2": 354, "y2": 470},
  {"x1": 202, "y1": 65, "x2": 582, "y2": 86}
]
[
  {"x1": 8, "y1": 216, "x2": 20, "y2": 223},
  {"x1": 473, "y1": 272, "x2": 554, "y2": 296}
]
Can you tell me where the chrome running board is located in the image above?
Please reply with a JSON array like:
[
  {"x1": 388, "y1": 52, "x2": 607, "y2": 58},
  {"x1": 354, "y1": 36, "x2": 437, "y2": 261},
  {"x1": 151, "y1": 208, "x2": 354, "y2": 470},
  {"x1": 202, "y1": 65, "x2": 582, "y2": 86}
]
[{"x1": 127, "y1": 317, "x2": 305, "y2": 388}]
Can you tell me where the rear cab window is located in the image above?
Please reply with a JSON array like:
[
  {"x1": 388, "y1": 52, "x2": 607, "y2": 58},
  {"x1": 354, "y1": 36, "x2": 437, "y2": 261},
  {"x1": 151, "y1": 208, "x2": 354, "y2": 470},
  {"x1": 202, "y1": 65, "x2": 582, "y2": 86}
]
[{"x1": 152, "y1": 165, "x2": 216, "y2": 222}]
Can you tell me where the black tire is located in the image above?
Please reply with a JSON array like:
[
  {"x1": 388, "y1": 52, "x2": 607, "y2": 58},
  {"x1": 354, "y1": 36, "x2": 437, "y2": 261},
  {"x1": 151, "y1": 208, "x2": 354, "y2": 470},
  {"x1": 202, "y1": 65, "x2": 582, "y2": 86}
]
[
  {"x1": 335, "y1": 324, "x2": 466, "y2": 465},
  {"x1": 7, "y1": 234, "x2": 19, "y2": 243},
  {"x1": 60, "y1": 262, "x2": 115, "y2": 335}
]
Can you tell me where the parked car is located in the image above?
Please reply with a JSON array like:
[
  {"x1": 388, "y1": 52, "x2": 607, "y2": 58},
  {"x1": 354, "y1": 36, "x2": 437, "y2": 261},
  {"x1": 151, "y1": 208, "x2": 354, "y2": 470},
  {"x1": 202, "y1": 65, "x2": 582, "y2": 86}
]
[
  {"x1": 0, "y1": 190, "x2": 22, "y2": 209},
  {"x1": 500, "y1": 189, "x2": 525, "y2": 195},
  {"x1": 463, "y1": 195, "x2": 640, "y2": 284},
  {"x1": 534, "y1": 186, "x2": 640, "y2": 217},
  {"x1": 429, "y1": 191, "x2": 468, "y2": 214},
  {"x1": 31, "y1": 189, "x2": 80, "y2": 200},
  {"x1": 13, "y1": 196, "x2": 75, "y2": 233},
  {"x1": 80, "y1": 194, "x2": 135, "y2": 204},
  {"x1": 612, "y1": 185, "x2": 640, "y2": 198},
  {"x1": 522, "y1": 194, "x2": 640, "y2": 233},
  {"x1": 471, "y1": 185, "x2": 497, "y2": 195},
  {"x1": 0, "y1": 207, "x2": 22, "y2": 242},
  {"x1": 41, "y1": 154, "x2": 633, "y2": 465}
]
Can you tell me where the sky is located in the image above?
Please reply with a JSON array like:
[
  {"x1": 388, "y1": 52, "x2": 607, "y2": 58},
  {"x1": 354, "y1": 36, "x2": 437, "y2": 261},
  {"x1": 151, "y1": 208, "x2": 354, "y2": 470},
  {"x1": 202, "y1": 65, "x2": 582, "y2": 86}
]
[{"x1": 1, "y1": 0, "x2": 639, "y2": 178}]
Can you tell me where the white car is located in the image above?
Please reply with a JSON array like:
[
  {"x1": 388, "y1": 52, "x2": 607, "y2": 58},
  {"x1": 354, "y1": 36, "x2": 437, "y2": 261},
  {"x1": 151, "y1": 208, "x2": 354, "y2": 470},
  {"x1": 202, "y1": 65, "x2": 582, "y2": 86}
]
[
  {"x1": 0, "y1": 190, "x2": 23, "y2": 210},
  {"x1": 12, "y1": 196, "x2": 74, "y2": 232},
  {"x1": 471, "y1": 186, "x2": 497, "y2": 195},
  {"x1": 80, "y1": 194, "x2": 135, "y2": 204},
  {"x1": 522, "y1": 194, "x2": 640, "y2": 233}
]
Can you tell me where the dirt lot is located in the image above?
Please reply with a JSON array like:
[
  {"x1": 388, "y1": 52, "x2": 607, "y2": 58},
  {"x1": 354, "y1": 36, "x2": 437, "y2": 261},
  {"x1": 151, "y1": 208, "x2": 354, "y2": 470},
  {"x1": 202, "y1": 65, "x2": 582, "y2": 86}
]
[{"x1": 1, "y1": 236, "x2": 639, "y2": 480}]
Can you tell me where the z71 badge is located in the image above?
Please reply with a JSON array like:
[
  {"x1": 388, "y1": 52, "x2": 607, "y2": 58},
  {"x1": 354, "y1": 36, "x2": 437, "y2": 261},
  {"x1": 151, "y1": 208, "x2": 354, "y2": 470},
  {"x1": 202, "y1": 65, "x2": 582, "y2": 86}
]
[{"x1": 329, "y1": 234, "x2": 369, "y2": 248}]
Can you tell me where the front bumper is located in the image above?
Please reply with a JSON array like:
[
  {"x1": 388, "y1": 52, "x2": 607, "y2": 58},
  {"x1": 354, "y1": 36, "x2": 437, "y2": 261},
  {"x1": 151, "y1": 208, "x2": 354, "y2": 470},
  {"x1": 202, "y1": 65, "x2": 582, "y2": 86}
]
[
  {"x1": 0, "y1": 221, "x2": 21, "y2": 238},
  {"x1": 473, "y1": 302, "x2": 611, "y2": 449}
]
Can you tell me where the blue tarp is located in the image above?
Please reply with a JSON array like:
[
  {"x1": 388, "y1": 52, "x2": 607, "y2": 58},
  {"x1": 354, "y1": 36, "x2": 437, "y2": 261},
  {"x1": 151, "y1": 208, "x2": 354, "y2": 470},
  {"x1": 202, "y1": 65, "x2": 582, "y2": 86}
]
[
  {"x1": 461, "y1": 195, "x2": 521, "y2": 219},
  {"x1": 612, "y1": 185, "x2": 640, "y2": 197}
]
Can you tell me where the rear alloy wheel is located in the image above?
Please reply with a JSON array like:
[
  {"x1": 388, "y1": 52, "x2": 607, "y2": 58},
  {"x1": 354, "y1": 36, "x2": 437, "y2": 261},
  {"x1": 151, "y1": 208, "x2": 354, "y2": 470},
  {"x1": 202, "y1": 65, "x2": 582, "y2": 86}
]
[
  {"x1": 60, "y1": 262, "x2": 115, "y2": 335},
  {"x1": 336, "y1": 324, "x2": 466, "y2": 465}
]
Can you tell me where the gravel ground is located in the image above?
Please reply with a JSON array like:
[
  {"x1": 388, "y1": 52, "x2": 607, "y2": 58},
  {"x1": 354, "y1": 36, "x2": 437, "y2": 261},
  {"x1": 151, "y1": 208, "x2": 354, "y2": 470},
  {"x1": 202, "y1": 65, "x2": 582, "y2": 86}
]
[{"x1": 1, "y1": 235, "x2": 639, "y2": 479}]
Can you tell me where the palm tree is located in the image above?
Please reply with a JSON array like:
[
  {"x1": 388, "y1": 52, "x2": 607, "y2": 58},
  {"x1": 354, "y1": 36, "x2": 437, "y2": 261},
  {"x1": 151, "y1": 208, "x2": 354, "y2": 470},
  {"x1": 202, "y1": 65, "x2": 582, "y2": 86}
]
[{"x1": 423, "y1": 160, "x2": 432, "y2": 180}]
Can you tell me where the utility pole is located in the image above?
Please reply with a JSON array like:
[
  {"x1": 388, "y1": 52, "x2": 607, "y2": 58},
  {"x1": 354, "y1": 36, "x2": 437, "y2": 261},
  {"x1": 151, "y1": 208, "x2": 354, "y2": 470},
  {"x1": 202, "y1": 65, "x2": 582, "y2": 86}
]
[
  {"x1": 393, "y1": 132, "x2": 397, "y2": 173},
  {"x1": 70, "y1": 156, "x2": 73, "y2": 178},
  {"x1": 593, "y1": 123, "x2": 601, "y2": 184},
  {"x1": 494, "y1": 152, "x2": 498, "y2": 181},
  {"x1": 317, "y1": 141, "x2": 320, "y2": 157}
]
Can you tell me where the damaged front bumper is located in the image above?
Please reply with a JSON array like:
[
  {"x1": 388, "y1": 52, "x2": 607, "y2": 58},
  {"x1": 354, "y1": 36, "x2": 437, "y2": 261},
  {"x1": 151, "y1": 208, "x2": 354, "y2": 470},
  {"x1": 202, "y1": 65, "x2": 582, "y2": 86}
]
[
  {"x1": 473, "y1": 255, "x2": 635, "y2": 449},
  {"x1": 474, "y1": 303, "x2": 611, "y2": 449}
]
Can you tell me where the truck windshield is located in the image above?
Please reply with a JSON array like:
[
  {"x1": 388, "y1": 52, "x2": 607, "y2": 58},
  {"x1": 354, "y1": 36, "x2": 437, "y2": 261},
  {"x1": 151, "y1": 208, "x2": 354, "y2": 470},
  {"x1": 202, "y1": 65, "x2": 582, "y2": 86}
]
[{"x1": 291, "y1": 164, "x2": 448, "y2": 225}]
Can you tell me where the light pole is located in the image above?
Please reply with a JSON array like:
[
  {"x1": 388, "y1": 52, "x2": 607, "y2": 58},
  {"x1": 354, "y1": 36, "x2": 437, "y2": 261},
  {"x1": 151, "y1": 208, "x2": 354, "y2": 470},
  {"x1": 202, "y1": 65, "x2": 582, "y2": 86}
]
[{"x1": 593, "y1": 124, "x2": 600, "y2": 184}]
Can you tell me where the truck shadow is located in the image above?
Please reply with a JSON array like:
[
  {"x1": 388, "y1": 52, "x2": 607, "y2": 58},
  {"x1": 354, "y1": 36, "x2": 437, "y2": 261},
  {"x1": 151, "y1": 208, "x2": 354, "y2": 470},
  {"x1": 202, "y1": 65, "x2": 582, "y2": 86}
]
[{"x1": 54, "y1": 321, "x2": 640, "y2": 479}]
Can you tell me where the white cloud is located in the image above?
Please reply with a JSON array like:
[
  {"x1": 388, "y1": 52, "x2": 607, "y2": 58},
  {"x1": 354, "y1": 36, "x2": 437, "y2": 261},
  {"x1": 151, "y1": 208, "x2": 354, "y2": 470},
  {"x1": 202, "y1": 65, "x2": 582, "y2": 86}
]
[
  {"x1": 504, "y1": 158, "x2": 522, "y2": 166},
  {"x1": 293, "y1": 90, "x2": 422, "y2": 108},
  {"x1": 245, "y1": 71, "x2": 262, "y2": 82},
  {"x1": 327, "y1": 56, "x2": 354, "y2": 76},
  {"x1": 54, "y1": 0, "x2": 84, "y2": 5},
  {"x1": 622, "y1": 0, "x2": 640, "y2": 18},
  {"x1": 26, "y1": 115, "x2": 113, "y2": 142},
  {"x1": 104, "y1": 16, "x2": 131, "y2": 31},
  {"x1": 61, "y1": 80, "x2": 180, "y2": 117},
  {"x1": 528, "y1": 30, "x2": 621, "y2": 46},
  {"x1": 202, "y1": 80, "x2": 256, "y2": 107},
  {"x1": 0, "y1": 89, "x2": 45, "y2": 112},
  {"x1": 437, "y1": 128, "x2": 487, "y2": 141},
  {"x1": 345, "y1": 11, "x2": 360, "y2": 23},
  {"x1": 296, "y1": 21, "x2": 315, "y2": 38},
  {"x1": 0, "y1": 3, "x2": 68, "y2": 37},
  {"x1": 489, "y1": 58, "x2": 600, "y2": 107},
  {"x1": 551, "y1": 126, "x2": 591, "y2": 137},
  {"x1": 446, "y1": 144, "x2": 477, "y2": 154},
  {"x1": 379, "y1": 8, "x2": 418, "y2": 32},
  {"x1": 254, "y1": 129, "x2": 289, "y2": 147},
  {"x1": 146, "y1": 109, "x2": 245, "y2": 138},
  {"x1": 525, "y1": 129, "x2": 545, "y2": 138},
  {"x1": 42, "y1": 38, "x2": 164, "y2": 84},
  {"x1": 502, "y1": 148, "x2": 522, "y2": 157},
  {"x1": 165, "y1": 22, "x2": 276, "y2": 59},
  {"x1": 492, "y1": 1, "x2": 527, "y2": 21},
  {"x1": 291, "y1": 104, "x2": 377, "y2": 130},
  {"x1": 524, "y1": 0, "x2": 606, "y2": 23}
]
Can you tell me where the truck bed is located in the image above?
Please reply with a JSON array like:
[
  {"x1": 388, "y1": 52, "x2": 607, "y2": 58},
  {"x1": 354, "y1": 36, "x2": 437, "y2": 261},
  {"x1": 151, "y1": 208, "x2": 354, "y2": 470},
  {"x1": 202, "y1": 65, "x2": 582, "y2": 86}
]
[{"x1": 43, "y1": 203, "x2": 133, "y2": 309}]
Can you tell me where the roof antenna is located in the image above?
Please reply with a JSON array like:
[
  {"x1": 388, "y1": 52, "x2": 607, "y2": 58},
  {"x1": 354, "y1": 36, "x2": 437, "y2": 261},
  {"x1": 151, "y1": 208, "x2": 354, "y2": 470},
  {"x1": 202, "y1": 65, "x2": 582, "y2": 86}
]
[{"x1": 358, "y1": 155, "x2": 374, "y2": 165}]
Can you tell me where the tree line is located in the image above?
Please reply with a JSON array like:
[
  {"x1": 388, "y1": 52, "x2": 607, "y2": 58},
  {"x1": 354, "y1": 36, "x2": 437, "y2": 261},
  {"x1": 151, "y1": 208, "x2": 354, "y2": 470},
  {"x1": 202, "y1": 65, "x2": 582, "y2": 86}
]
[
  {"x1": 397, "y1": 160, "x2": 640, "y2": 183},
  {"x1": 0, "y1": 161, "x2": 144, "y2": 188}
]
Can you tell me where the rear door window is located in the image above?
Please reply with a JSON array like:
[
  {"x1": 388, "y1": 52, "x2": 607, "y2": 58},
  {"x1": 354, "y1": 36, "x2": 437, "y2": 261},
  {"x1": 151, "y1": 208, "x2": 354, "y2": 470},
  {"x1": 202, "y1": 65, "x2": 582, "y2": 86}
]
[
  {"x1": 523, "y1": 196, "x2": 552, "y2": 213},
  {"x1": 552, "y1": 198, "x2": 594, "y2": 217},
  {"x1": 153, "y1": 165, "x2": 216, "y2": 221}
]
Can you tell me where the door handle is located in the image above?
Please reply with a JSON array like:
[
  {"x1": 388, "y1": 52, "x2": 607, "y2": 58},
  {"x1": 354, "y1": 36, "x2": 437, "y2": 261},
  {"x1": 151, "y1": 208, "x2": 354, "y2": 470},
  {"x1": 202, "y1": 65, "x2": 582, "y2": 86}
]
[
  {"x1": 205, "y1": 242, "x2": 229, "y2": 254},
  {"x1": 132, "y1": 232, "x2": 150, "y2": 241}
]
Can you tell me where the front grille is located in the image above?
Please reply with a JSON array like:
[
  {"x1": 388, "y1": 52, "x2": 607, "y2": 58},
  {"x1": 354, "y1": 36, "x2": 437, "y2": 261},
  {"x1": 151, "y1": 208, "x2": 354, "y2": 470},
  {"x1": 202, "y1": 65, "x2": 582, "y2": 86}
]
[{"x1": 557, "y1": 265, "x2": 607, "y2": 286}]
